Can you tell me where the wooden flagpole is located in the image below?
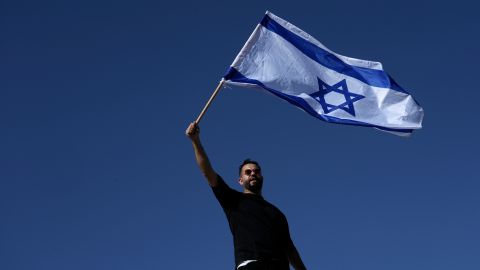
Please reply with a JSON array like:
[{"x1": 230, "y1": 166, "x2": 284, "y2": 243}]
[{"x1": 195, "y1": 79, "x2": 225, "y2": 124}]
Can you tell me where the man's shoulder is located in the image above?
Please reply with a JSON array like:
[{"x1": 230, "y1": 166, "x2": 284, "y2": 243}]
[
  {"x1": 262, "y1": 198, "x2": 287, "y2": 217},
  {"x1": 211, "y1": 174, "x2": 242, "y2": 210},
  {"x1": 212, "y1": 174, "x2": 242, "y2": 197},
  {"x1": 212, "y1": 174, "x2": 236, "y2": 190}
]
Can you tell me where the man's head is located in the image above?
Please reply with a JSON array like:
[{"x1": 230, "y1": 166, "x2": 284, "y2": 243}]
[{"x1": 238, "y1": 159, "x2": 263, "y2": 195}]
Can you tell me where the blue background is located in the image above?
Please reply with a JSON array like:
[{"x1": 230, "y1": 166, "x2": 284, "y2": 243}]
[{"x1": 1, "y1": 1, "x2": 478, "y2": 269}]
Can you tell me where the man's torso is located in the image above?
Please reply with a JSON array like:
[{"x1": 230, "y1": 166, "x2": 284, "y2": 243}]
[{"x1": 212, "y1": 175, "x2": 291, "y2": 268}]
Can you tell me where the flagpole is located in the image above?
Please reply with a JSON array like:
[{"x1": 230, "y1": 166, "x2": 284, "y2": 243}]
[{"x1": 195, "y1": 79, "x2": 225, "y2": 124}]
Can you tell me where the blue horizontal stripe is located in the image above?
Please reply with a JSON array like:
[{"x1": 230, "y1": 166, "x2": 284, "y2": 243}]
[
  {"x1": 260, "y1": 14, "x2": 408, "y2": 94},
  {"x1": 224, "y1": 67, "x2": 413, "y2": 134}
]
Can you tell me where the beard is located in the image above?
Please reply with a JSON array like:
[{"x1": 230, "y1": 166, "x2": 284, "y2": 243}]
[{"x1": 244, "y1": 176, "x2": 263, "y2": 193}]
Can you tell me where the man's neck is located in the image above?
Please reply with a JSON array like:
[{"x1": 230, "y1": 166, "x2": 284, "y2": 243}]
[{"x1": 243, "y1": 189, "x2": 262, "y2": 196}]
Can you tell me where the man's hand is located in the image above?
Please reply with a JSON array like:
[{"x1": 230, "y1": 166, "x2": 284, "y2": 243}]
[{"x1": 186, "y1": 122, "x2": 200, "y2": 141}]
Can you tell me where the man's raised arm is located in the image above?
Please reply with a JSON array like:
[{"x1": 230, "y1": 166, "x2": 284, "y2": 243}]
[{"x1": 185, "y1": 122, "x2": 218, "y2": 187}]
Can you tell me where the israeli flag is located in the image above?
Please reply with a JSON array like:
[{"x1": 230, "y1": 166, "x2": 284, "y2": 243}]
[{"x1": 223, "y1": 11, "x2": 424, "y2": 136}]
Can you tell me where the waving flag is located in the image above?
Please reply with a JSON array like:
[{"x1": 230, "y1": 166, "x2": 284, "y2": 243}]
[{"x1": 223, "y1": 11, "x2": 424, "y2": 136}]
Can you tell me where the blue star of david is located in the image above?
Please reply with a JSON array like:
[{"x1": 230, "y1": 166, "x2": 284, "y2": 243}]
[{"x1": 309, "y1": 78, "x2": 365, "y2": 116}]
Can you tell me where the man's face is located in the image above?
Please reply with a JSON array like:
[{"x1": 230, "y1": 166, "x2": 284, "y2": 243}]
[{"x1": 239, "y1": 163, "x2": 263, "y2": 193}]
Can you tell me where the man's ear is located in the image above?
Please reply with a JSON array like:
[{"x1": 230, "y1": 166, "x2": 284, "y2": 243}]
[{"x1": 238, "y1": 177, "x2": 243, "y2": 185}]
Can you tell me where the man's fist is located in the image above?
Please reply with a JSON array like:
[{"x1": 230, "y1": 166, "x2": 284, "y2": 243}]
[{"x1": 186, "y1": 122, "x2": 200, "y2": 141}]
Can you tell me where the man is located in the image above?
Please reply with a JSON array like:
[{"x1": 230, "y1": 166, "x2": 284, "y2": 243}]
[{"x1": 186, "y1": 122, "x2": 307, "y2": 270}]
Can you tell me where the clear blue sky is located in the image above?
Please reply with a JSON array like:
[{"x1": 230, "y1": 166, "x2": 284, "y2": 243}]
[{"x1": 1, "y1": 1, "x2": 479, "y2": 270}]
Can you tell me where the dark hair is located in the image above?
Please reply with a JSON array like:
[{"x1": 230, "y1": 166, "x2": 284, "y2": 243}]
[{"x1": 238, "y1": 159, "x2": 261, "y2": 175}]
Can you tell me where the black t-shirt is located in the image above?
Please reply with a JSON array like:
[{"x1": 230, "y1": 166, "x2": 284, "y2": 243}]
[{"x1": 212, "y1": 174, "x2": 292, "y2": 267}]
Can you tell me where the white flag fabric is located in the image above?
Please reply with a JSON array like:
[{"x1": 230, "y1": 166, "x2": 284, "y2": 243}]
[{"x1": 223, "y1": 11, "x2": 424, "y2": 136}]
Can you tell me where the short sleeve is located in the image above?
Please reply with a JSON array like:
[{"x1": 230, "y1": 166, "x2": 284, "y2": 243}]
[
  {"x1": 211, "y1": 174, "x2": 240, "y2": 212},
  {"x1": 281, "y1": 214, "x2": 294, "y2": 249}
]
